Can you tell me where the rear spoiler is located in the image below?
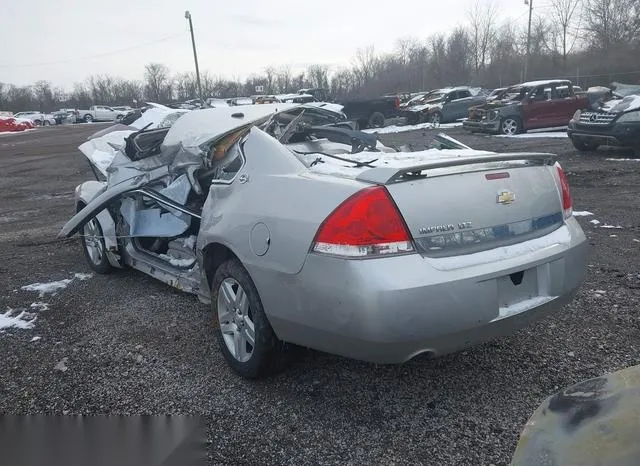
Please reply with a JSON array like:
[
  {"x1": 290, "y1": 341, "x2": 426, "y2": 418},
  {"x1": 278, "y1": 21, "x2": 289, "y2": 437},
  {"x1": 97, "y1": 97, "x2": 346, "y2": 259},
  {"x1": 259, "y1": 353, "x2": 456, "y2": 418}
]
[{"x1": 355, "y1": 152, "x2": 557, "y2": 185}]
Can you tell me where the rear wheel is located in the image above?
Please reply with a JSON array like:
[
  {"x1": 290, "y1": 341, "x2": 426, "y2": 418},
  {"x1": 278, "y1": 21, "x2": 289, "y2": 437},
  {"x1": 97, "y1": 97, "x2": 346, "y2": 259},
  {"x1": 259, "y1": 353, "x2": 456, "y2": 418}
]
[
  {"x1": 500, "y1": 117, "x2": 522, "y2": 135},
  {"x1": 212, "y1": 258, "x2": 287, "y2": 378},
  {"x1": 84, "y1": 114, "x2": 93, "y2": 123},
  {"x1": 34, "y1": 119, "x2": 42, "y2": 126},
  {"x1": 43, "y1": 120, "x2": 50, "y2": 126},
  {"x1": 429, "y1": 111, "x2": 442, "y2": 127},
  {"x1": 571, "y1": 137, "x2": 599, "y2": 152},
  {"x1": 368, "y1": 112, "x2": 385, "y2": 128}
]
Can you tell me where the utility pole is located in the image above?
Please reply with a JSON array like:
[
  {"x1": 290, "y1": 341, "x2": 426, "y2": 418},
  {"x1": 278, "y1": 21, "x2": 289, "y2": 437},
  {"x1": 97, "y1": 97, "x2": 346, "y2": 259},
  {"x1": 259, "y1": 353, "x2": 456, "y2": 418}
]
[
  {"x1": 184, "y1": 11, "x2": 203, "y2": 102},
  {"x1": 524, "y1": 0, "x2": 534, "y2": 81}
]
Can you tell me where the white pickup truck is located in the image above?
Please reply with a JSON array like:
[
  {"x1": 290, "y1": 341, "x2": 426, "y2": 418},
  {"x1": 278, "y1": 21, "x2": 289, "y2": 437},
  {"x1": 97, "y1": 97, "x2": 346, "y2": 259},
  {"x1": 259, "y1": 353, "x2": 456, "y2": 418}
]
[{"x1": 76, "y1": 106, "x2": 126, "y2": 123}]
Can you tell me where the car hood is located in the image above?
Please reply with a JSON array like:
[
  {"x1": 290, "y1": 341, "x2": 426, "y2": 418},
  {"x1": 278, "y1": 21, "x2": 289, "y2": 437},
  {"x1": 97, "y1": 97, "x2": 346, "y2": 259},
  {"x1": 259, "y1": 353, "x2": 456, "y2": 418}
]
[
  {"x1": 601, "y1": 94, "x2": 640, "y2": 113},
  {"x1": 406, "y1": 102, "x2": 442, "y2": 113}
]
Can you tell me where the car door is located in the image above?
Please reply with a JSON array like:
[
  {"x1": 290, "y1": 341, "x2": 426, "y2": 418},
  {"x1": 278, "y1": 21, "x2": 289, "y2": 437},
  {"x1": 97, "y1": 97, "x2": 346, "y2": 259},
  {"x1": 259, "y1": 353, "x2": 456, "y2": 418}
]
[
  {"x1": 549, "y1": 84, "x2": 580, "y2": 127},
  {"x1": 522, "y1": 86, "x2": 554, "y2": 129},
  {"x1": 450, "y1": 90, "x2": 473, "y2": 120}
]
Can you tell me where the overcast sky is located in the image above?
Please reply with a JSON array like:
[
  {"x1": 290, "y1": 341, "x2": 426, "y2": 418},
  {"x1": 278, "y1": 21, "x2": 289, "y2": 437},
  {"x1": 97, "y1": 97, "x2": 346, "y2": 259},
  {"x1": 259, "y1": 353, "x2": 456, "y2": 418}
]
[{"x1": 1, "y1": 0, "x2": 536, "y2": 89}]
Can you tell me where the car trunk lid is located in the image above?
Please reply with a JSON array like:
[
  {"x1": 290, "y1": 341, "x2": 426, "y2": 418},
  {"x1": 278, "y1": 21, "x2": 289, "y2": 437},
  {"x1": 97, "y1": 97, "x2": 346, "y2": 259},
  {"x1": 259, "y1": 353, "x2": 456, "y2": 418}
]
[{"x1": 357, "y1": 153, "x2": 564, "y2": 257}]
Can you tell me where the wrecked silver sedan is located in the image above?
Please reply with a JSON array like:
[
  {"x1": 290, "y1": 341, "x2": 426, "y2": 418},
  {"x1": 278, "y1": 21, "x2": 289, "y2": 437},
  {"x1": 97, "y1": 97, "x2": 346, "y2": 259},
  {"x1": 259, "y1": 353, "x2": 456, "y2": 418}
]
[{"x1": 60, "y1": 103, "x2": 588, "y2": 378}]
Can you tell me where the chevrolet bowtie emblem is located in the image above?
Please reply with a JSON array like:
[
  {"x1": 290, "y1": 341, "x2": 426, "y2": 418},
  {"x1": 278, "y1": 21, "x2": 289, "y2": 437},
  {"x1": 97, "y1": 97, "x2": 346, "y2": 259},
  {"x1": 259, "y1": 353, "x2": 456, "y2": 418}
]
[{"x1": 497, "y1": 190, "x2": 516, "y2": 204}]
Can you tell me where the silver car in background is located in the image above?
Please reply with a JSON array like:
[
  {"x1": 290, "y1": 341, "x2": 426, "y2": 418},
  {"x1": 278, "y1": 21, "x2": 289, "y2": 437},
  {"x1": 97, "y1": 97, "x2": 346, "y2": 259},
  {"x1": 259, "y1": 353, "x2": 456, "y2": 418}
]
[{"x1": 60, "y1": 103, "x2": 588, "y2": 378}]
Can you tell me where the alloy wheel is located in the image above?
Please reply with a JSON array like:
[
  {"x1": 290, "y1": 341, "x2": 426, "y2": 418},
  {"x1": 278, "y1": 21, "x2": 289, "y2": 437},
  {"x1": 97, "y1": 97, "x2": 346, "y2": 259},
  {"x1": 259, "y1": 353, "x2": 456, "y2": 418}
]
[
  {"x1": 83, "y1": 218, "x2": 104, "y2": 265},
  {"x1": 501, "y1": 118, "x2": 519, "y2": 135},
  {"x1": 217, "y1": 278, "x2": 255, "y2": 363}
]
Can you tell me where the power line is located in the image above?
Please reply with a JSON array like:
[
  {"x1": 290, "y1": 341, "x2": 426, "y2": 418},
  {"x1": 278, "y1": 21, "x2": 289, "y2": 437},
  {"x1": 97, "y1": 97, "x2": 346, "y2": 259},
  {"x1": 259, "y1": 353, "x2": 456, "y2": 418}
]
[{"x1": 0, "y1": 32, "x2": 187, "y2": 69}]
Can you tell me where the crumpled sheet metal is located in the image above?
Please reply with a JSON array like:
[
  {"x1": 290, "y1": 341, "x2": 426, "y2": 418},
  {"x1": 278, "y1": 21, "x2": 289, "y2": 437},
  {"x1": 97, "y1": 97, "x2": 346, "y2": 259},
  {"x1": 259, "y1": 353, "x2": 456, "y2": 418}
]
[{"x1": 511, "y1": 364, "x2": 640, "y2": 466}]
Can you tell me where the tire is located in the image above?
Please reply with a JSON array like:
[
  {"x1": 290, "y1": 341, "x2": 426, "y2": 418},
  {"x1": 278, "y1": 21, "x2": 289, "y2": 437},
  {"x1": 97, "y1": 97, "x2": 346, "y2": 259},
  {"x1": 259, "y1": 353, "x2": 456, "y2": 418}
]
[
  {"x1": 368, "y1": 112, "x2": 385, "y2": 128},
  {"x1": 43, "y1": 120, "x2": 50, "y2": 126},
  {"x1": 84, "y1": 114, "x2": 93, "y2": 123},
  {"x1": 356, "y1": 118, "x2": 368, "y2": 130},
  {"x1": 500, "y1": 117, "x2": 522, "y2": 135},
  {"x1": 212, "y1": 258, "x2": 287, "y2": 378},
  {"x1": 80, "y1": 216, "x2": 113, "y2": 274},
  {"x1": 34, "y1": 120, "x2": 42, "y2": 126},
  {"x1": 429, "y1": 112, "x2": 442, "y2": 127},
  {"x1": 571, "y1": 137, "x2": 599, "y2": 152},
  {"x1": 116, "y1": 114, "x2": 123, "y2": 122}
]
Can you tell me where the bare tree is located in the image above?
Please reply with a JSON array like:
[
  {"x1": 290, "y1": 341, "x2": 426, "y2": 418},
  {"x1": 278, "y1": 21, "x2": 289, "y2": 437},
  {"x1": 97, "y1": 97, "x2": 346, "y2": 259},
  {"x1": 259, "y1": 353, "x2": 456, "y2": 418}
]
[
  {"x1": 306, "y1": 64, "x2": 330, "y2": 89},
  {"x1": 584, "y1": 0, "x2": 640, "y2": 51},
  {"x1": 467, "y1": 0, "x2": 498, "y2": 73},
  {"x1": 144, "y1": 63, "x2": 172, "y2": 103},
  {"x1": 550, "y1": 0, "x2": 583, "y2": 67},
  {"x1": 275, "y1": 66, "x2": 292, "y2": 93},
  {"x1": 264, "y1": 66, "x2": 276, "y2": 94}
]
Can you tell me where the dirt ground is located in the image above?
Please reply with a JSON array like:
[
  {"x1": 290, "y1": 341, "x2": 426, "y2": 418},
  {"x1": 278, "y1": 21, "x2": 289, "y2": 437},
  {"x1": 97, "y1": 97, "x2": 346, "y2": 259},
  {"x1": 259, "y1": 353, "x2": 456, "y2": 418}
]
[{"x1": 1, "y1": 123, "x2": 639, "y2": 465}]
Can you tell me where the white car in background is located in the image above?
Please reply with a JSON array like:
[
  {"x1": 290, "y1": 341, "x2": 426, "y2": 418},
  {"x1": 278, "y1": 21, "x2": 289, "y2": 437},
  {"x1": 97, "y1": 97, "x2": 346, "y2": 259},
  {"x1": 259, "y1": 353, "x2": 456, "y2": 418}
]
[{"x1": 12, "y1": 111, "x2": 57, "y2": 126}]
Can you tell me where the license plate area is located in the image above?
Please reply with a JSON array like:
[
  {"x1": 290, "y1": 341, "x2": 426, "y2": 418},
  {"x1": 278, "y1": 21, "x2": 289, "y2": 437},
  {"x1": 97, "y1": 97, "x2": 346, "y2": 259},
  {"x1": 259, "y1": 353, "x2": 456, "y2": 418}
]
[{"x1": 497, "y1": 267, "x2": 539, "y2": 308}]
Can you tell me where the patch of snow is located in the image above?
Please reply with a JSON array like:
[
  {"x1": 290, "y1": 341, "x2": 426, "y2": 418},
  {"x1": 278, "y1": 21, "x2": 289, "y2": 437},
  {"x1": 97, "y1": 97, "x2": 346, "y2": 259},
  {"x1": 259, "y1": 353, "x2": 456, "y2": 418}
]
[
  {"x1": 609, "y1": 234, "x2": 618, "y2": 237},
  {"x1": 495, "y1": 296, "x2": 553, "y2": 320},
  {"x1": 590, "y1": 219, "x2": 601, "y2": 225},
  {"x1": 363, "y1": 122, "x2": 462, "y2": 134},
  {"x1": 573, "y1": 211, "x2": 594, "y2": 217},
  {"x1": 21, "y1": 273, "x2": 93, "y2": 297},
  {"x1": 21, "y1": 279, "x2": 72, "y2": 297},
  {"x1": 158, "y1": 254, "x2": 196, "y2": 267},
  {"x1": 0, "y1": 309, "x2": 36, "y2": 330},
  {"x1": 634, "y1": 239, "x2": 640, "y2": 243},
  {"x1": 605, "y1": 158, "x2": 640, "y2": 162},
  {"x1": 30, "y1": 302, "x2": 49, "y2": 311},
  {"x1": 600, "y1": 224, "x2": 623, "y2": 229},
  {"x1": 496, "y1": 132, "x2": 568, "y2": 139},
  {"x1": 30, "y1": 336, "x2": 41, "y2": 342},
  {"x1": 601, "y1": 95, "x2": 640, "y2": 113},
  {"x1": 54, "y1": 357, "x2": 68, "y2": 372},
  {"x1": 567, "y1": 351, "x2": 575, "y2": 357},
  {"x1": 308, "y1": 147, "x2": 496, "y2": 178},
  {"x1": 182, "y1": 235, "x2": 197, "y2": 250},
  {"x1": 428, "y1": 225, "x2": 572, "y2": 271}
]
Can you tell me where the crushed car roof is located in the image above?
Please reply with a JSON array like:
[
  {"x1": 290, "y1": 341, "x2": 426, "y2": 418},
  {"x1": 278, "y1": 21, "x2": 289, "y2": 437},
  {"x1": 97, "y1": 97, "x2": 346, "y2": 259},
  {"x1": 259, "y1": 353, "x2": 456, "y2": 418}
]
[{"x1": 161, "y1": 103, "x2": 299, "y2": 149}]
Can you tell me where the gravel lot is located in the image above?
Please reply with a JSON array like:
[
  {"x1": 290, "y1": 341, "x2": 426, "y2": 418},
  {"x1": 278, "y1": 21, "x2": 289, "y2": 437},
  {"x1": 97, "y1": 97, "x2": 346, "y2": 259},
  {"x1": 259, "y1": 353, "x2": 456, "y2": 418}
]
[{"x1": 1, "y1": 123, "x2": 639, "y2": 465}]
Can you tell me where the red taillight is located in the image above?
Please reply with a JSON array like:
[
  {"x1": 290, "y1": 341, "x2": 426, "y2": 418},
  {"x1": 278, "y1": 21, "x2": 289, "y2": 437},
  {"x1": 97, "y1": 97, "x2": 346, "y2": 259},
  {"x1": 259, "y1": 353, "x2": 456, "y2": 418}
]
[
  {"x1": 312, "y1": 186, "x2": 414, "y2": 258},
  {"x1": 555, "y1": 163, "x2": 573, "y2": 218},
  {"x1": 394, "y1": 97, "x2": 400, "y2": 109}
]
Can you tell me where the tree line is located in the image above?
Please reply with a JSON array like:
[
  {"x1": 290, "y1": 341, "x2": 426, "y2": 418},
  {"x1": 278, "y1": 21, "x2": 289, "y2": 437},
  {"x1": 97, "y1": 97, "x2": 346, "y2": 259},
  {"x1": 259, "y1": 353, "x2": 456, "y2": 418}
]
[{"x1": 1, "y1": 0, "x2": 639, "y2": 112}]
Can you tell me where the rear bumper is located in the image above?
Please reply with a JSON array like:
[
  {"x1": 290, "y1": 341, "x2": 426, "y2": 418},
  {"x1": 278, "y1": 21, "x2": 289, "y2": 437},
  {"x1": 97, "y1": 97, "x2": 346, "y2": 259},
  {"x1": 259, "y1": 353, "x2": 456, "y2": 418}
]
[
  {"x1": 253, "y1": 218, "x2": 588, "y2": 364},
  {"x1": 568, "y1": 122, "x2": 640, "y2": 148},
  {"x1": 463, "y1": 119, "x2": 500, "y2": 133}
]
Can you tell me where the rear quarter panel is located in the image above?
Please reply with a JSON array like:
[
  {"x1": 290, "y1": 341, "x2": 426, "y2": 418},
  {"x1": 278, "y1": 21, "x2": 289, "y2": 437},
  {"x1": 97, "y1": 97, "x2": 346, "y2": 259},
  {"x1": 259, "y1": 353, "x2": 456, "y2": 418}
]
[{"x1": 197, "y1": 128, "x2": 365, "y2": 278}]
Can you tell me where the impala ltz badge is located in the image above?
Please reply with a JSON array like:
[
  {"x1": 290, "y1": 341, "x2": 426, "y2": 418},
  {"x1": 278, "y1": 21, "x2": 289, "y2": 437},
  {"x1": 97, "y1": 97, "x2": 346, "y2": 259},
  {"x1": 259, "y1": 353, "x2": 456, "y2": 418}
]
[
  {"x1": 497, "y1": 190, "x2": 515, "y2": 205},
  {"x1": 419, "y1": 221, "x2": 473, "y2": 235}
]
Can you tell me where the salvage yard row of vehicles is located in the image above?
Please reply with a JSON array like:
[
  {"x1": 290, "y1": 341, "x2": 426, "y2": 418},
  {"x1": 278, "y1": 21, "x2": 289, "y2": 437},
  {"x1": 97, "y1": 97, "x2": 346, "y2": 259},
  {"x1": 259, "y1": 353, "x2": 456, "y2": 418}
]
[{"x1": 61, "y1": 99, "x2": 587, "y2": 379}]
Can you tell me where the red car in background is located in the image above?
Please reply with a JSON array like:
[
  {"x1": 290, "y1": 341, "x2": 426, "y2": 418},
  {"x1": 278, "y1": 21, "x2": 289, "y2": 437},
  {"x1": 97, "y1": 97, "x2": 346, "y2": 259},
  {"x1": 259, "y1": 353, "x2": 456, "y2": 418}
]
[
  {"x1": 462, "y1": 79, "x2": 589, "y2": 135},
  {"x1": 0, "y1": 116, "x2": 36, "y2": 133}
]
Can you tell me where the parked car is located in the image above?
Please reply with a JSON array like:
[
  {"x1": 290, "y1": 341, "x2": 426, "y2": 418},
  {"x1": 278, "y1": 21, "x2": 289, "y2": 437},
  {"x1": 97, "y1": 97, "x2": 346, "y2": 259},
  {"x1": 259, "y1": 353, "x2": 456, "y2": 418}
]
[
  {"x1": 76, "y1": 105, "x2": 126, "y2": 123},
  {"x1": 340, "y1": 95, "x2": 401, "y2": 129},
  {"x1": 567, "y1": 82, "x2": 640, "y2": 157},
  {"x1": 401, "y1": 86, "x2": 487, "y2": 125},
  {"x1": 59, "y1": 102, "x2": 587, "y2": 378},
  {"x1": 51, "y1": 110, "x2": 76, "y2": 125},
  {"x1": 0, "y1": 116, "x2": 35, "y2": 132},
  {"x1": 510, "y1": 364, "x2": 640, "y2": 466},
  {"x1": 463, "y1": 79, "x2": 588, "y2": 135},
  {"x1": 12, "y1": 111, "x2": 56, "y2": 126},
  {"x1": 276, "y1": 93, "x2": 317, "y2": 104}
]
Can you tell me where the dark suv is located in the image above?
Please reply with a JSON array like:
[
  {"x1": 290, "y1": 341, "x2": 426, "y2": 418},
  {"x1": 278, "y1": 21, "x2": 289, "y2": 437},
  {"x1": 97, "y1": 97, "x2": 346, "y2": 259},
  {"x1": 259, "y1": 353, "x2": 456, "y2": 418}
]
[{"x1": 567, "y1": 83, "x2": 640, "y2": 157}]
